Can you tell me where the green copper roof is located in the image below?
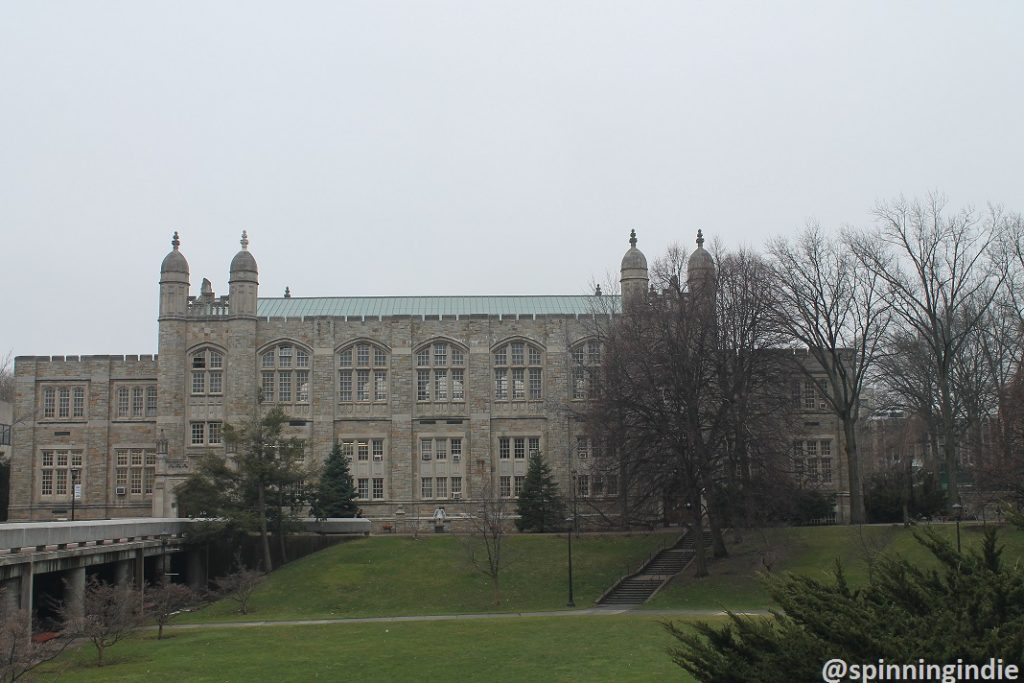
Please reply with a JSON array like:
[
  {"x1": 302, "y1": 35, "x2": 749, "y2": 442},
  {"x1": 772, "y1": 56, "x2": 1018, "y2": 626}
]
[{"x1": 256, "y1": 295, "x2": 620, "y2": 319}]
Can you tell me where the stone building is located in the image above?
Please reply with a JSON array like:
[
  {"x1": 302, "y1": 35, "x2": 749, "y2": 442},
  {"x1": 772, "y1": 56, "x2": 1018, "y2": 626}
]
[{"x1": 10, "y1": 230, "x2": 850, "y2": 525}]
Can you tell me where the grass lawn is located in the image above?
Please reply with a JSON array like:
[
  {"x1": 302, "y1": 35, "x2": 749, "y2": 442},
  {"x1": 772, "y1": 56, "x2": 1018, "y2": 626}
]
[
  {"x1": 646, "y1": 522, "x2": 1024, "y2": 611},
  {"x1": 181, "y1": 532, "x2": 674, "y2": 622},
  {"x1": 38, "y1": 615, "x2": 710, "y2": 683}
]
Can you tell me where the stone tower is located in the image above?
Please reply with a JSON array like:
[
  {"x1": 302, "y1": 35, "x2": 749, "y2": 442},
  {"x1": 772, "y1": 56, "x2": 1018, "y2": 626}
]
[
  {"x1": 226, "y1": 231, "x2": 260, "y2": 417},
  {"x1": 619, "y1": 229, "x2": 649, "y2": 312},
  {"x1": 156, "y1": 232, "x2": 190, "y2": 516}
]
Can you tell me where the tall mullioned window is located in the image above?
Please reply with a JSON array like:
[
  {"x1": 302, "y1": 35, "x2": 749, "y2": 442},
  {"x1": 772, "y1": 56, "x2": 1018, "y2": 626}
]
[
  {"x1": 191, "y1": 348, "x2": 224, "y2": 396},
  {"x1": 570, "y1": 339, "x2": 601, "y2": 400},
  {"x1": 415, "y1": 341, "x2": 466, "y2": 402},
  {"x1": 493, "y1": 340, "x2": 543, "y2": 401},
  {"x1": 39, "y1": 449, "x2": 84, "y2": 497},
  {"x1": 338, "y1": 342, "x2": 389, "y2": 403},
  {"x1": 260, "y1": 343, "x2": 311, "y2": 404}
]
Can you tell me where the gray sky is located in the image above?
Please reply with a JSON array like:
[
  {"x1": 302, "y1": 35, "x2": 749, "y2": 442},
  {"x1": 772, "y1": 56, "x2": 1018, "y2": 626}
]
[{"x1": 2, "y1": 1, "x2": 1021, "y2": 358}]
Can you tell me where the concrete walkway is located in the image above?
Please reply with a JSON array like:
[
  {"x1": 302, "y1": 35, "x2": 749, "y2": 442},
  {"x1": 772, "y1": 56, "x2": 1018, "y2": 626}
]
[{"x1": 162, "y1": 607, "x2": 771, "y2": 631}]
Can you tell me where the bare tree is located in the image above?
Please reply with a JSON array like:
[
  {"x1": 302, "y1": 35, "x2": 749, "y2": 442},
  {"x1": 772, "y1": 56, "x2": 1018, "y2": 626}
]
[
  {"x1": 60, "y1": 577, "x2": 143, "y2": 667},
  {"x1": 589, "y1": 245, "x2": 794, "y2": 575},
  {"x1": 463, "y1": 484, "x2": 517, "y2": 606},
  {"x1": 146, "y1": 578, "x2": 197, "y2": 640},
  {"x1": 768, "y1": 223, "x2": 891, "y2": 524},
  {"x1": 851, "y1": 195, "x2": 1009, "y2": 507},
  {"x1": 0, "y1": 589, "x2": 75, "y2": 683},
  {"x1": 213, "y1": 561, "x2": 263, "y2": 616},
  {"x1": 0, "y1": 351, "x2": 13, "y2": 403}
]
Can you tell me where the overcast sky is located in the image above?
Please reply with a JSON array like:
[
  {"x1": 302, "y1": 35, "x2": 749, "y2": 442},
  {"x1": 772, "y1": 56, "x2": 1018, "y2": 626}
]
[{"x1": 1, "y1": 1, "x2": 1021, "y2": 359}]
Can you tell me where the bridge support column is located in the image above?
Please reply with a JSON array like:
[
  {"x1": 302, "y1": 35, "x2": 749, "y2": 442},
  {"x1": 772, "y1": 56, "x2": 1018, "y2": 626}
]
[
  {"x1": 64, "y1": 566, "x2": 86, "y2": 621},
  {"x1": 114, "y1": 559, "x2": 132, "y2": 586},
  {"x1": 134, "y1": 549, "x2": 145, "y2": 590},
  {"x1": 2, "y1": 576, "x2": 21, "y2": 614},
  {"x1": 186, "y1": 546, "x2": 207, "y2": 590},
  {"x1": 19, "y1": 562, "x2": 33, "y2": 614}
]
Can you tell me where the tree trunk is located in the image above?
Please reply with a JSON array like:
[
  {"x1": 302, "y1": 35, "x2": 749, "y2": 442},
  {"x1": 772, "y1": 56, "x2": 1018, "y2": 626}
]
[
  {"x1": 704, "y1": 487, "x2": 728, "y2": 559},
  {"x1": 938, "y1": 376, "x2": 960, "y2": 507},
  {"x1": 256, "y1": 485, "x2": 273, "y2": 572},
  {"x1": 843, "y1": 418, "x2": 865, "y2": 524},
  {"x1": 690, "y1": 488, "x2": 707, "y2": 577}
]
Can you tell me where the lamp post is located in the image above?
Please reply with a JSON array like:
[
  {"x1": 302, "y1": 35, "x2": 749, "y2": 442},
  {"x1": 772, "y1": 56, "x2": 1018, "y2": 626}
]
[
  {"x1": 566, "y1": 469, "x2": 577, "y2": 608},
  {"x1": 952, "y1": 502, "x2": 963, "y2": 553},
  {"x1": 70, "y1": 467, "x2": 81, "y2": 521}
]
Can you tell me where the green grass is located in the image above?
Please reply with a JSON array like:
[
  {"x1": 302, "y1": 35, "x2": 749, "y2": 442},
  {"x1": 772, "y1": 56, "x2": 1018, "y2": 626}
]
[
  {"x1": 182, "y1": 532, "x2": 674, "y2": 622},
  {"x1": 646, "y1": 522, "x2": 1024, "y2": 611},
  {"x1": 38, "y1": 616, "x2": 708, "y2": 683}
]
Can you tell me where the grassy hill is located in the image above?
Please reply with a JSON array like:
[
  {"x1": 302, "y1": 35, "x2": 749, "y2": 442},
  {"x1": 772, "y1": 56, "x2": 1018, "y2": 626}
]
[
  {"x1": 181, "y1": 531, "x2": 675, "y2": 622},
  {"x1": 646, "y1": 522, "x2": 1024, "y2": 610}
]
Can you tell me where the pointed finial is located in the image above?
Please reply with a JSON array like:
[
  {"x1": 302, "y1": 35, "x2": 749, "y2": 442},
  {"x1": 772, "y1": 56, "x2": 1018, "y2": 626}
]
[
  {"x1": 171, "y1": 231, "x2": 180, "y2": 250},
  {"x1": 284, "y1": 286, "x2": 291, "y2": 298},
  {"x1": 629, "y1": 229, "x2": 637, "y2": 248},
  {"x1": 240, "y1": 230, "x2": 249, "y2": 250},
  {"x1": 595, "y1": 284, "x2": 602, "y2": 296},
  {"x1": 696, "y1": 229, "x2": 704, "y2": 248}
]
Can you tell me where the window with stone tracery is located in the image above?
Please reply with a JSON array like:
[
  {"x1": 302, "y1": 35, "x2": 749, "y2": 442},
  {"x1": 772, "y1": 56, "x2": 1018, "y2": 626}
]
[
  {"x1": 492, "y1": 340, "x2": 543, "y2": 401},
  {"x1": 259, "y1": 343, "x2": 311, "y2": 404},
  {"x1": 337, "y1": 342, "x2": 389, "y2": 403},
  {"x1": 415, "y1": 340, "x2": 466, "y2": 402}
]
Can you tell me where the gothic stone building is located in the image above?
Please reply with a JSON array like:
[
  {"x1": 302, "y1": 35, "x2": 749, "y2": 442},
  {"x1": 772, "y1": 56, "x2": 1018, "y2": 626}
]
[{"x1": 10, "y1": 231, "x2": 850, "y2": 525}]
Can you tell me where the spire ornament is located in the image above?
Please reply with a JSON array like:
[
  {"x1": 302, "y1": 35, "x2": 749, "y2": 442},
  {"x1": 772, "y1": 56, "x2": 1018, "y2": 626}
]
[
  {"x1": 629, "y1": 229, "x2": 637, "y2": 248},
  {"x1": 171, "y1": 231, "x2": 180, "y2": 250},
  {"x1": 240, "y1": 230, "x2": 249, "y2": 250},
  {"x1": 696, "y1": 229, "x2": 704, "y2": 248}
]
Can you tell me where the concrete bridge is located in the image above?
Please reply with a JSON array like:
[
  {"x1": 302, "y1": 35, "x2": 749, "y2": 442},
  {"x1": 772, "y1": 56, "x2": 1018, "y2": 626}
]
[{"x1": 0, "y1": 517, "x2": 370, "y2": 623}]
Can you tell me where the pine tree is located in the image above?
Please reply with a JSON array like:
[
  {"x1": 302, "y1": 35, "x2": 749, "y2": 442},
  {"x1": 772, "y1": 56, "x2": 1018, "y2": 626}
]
[
  {"x1": 312, "y1": 442, "x2": 358, "y2": 519},
  {"x1": 516, "y1": 452, "x2": 566, "y2": 532}
]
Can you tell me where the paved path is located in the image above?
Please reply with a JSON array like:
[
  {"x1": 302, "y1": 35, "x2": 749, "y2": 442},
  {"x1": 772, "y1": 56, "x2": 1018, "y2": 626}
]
[{"x1": 163, "y1": 607, "x2": 771, "y2": 631}]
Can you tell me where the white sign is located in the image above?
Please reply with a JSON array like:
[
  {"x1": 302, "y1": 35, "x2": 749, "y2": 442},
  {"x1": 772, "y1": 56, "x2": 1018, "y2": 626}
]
[{"x1": 73, "y1": 483, "x2": 82, "y2": 501}]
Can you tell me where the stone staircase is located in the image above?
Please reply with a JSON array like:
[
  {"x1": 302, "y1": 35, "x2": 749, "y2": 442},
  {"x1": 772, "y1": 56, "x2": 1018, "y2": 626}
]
[{"x1": 596, "y1": 529, "x2": 712, "y2": 607}]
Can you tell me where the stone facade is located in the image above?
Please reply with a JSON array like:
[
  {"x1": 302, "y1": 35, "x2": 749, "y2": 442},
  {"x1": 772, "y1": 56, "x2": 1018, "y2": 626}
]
[{"x1": 9, "y1": 231, "x2": 850, "y2": 525}]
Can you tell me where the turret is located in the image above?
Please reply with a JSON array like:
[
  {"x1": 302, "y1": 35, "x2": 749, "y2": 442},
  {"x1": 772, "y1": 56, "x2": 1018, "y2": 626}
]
[
  {"x1": 687, "y1": 229, "x2": 716, "y2": 303},
  {"x1": 229, "y1": 230, "x2": 258, "y2": 317},
  {"x1": 159, "y1": 231, "x2": 189, "y2": 318},
  {"x1": 619, "y1": 229, "x2": 649, "y2": 312}
]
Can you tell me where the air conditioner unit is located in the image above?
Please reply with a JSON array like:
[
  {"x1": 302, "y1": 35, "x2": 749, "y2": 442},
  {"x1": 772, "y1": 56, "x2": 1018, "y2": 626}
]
[
  {"x1": 452, "y1": 492, "x2": 462, "y2": 499},
  {"x1": 452, "y1": 455, "x2": 461, "y2": 463},
  {"x1": 115, "y1": 486, "x2": 127, "y2": 496}
]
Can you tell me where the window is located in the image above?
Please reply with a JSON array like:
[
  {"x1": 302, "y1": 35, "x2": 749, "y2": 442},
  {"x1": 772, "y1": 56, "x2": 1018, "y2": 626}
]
[
  {"x1": 115, "y1": 384, "x2": 157, "y2": 419},
  {"x1": 260, "y1": 343, "x2": 311, "y2": 404},
  {"x1": 821, "y1": 457, "x2": 833, "y2": 484},
  {"x1": 577, "y1": 437, "x2": 589, "y2": 460},
  {"x1": 41, "y1": 384, "x2": 87, "y2": 419},
  {"x1": 436, "y1": 477, "x2": 448, "y2": 498},
  {"x1": 357, "y1": 478, "x2": 369, "y2": 499},
  {"x1": 451, "y1": 438, "x2": 462, "y2": 461},
  {"x1": 0, "y1": 424, "x2": 9, "y2": 446},
  {"x1": 499, "y1": 476, "x2": 512, "y2": 498},
  {"x1": 577, "y1": 474, "x2": 590, "y2": 498},
  {"x1": 571, "y1": 339, "x2": 601, "y2": 399},
  {"x1": 190, "y1": 422, "x2": 223, "y2": 446},
  {"x1": 421, "y1": 477, "x2": 433, "y2": 498},
  {"x1": 340, "y1": 438, "x2": 387, "y2": 467},
  {"x1": 420, "y1": 439, "x2": 433, "y2": 461},
  {"x1": 801, "y1": 379, "x2": 827, "y2": 411},
  {"x1": 191, "y1": 348, "x2": 224, "y2": 397},
  {"x1": 451, "y1": 476, "x2": 462, "y2": 498},
  {"x1": 514, "y1": 475, "x2": 525, "y2": 496},
  {"x1": 605, "y1": 474, "x2": 618, "y2": 496},
  {"x1": 514, "y1": 438, "x2": 525, "y2": 459},
  {"x1": 499, "y1": 436, "x2": 539, "y2": 461},
  {"x1": 415, "y1": 341, "x2": 467, "y2": 402},
  {"x1": 493, "y1": 340, "x2": 543, "y2": 401},
  {"x1": 372, "y1": 478, "x2": 384, "y2": 500},
  {"x1": 38, "y1": 448, "x2": 85, "y2": 497},
  {"x1": 499, "y1": 437, "x2": 510, "y2": 460},
  {"x1": 339, "y1": 342, "x2": 388, "y2": 403}
]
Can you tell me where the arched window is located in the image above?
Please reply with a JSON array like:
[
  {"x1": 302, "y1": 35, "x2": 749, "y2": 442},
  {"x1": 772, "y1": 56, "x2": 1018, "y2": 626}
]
[
  {"x1": 190, "y1": 347, "x2": 224, "y2": 396},
  {"x1": 337, "y1": 341, "x2": 389, "y2": 403},
  {"x1": 570, "y1": 339, "x2": 601, "y2": 400},
  {"x1": 492, "y1": 340, "x2": 543, "y2": 401},
  {"x1": 260, "y1": 342, "x2": 311, "y2": 403},
  {"x1": 415, "y1": 340, "x2": 466, "y2": 402}
]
